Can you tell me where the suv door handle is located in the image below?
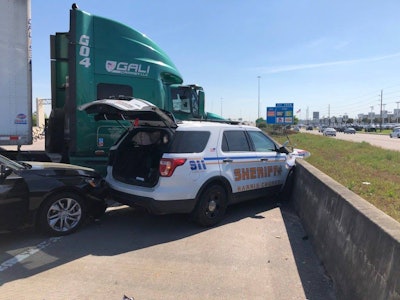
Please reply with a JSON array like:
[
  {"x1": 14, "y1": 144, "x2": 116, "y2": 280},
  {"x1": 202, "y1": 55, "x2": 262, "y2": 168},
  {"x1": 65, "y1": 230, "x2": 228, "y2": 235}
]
[{"x1": 223, "y1": 159, "x2": 233, "y2": 163}]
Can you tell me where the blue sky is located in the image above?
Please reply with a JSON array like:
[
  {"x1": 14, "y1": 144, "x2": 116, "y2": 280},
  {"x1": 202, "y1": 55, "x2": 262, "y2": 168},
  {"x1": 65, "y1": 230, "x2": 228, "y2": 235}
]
[{"x1": 31, "y1": 0, "x2": 400, "y2": 121}]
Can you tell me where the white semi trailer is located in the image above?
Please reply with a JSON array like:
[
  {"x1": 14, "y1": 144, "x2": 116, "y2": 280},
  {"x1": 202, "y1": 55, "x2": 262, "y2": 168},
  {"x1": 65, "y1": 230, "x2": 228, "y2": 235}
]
[{"x1": 0, "y1": 0, "x2": 32, "y2": 146}]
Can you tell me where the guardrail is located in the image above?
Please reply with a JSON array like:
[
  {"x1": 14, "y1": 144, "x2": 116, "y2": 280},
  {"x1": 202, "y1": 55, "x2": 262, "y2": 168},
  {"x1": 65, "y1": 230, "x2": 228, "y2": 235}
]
[{"x1": 292, "y1": 160, "x2": 400, "y2": 300}]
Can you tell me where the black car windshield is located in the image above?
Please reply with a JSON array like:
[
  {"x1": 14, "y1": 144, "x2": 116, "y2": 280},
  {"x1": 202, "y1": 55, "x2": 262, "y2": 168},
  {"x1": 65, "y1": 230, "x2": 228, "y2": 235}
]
[{"x1": 0, "y1": 154, "x2": 26, "y2": 170}]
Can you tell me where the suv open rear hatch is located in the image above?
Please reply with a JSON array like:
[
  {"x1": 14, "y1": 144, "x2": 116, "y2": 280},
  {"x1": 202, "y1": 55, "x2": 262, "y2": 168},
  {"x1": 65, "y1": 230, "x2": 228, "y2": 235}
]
[{"x1": 79, "y1": 98, "x2": 177, "y2": 128}]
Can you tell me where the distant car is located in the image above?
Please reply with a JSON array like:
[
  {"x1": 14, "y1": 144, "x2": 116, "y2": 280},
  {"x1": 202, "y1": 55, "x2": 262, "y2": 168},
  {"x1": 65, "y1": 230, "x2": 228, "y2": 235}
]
[
  {"x1": 390, "y1": 128, "x2": 400, "y2": 138},
  {"x1": 344, "y1": 127, "x2": 356, "y2": 134},
  {"x1": 323, "y1": 128, "x2": 336, "y2": 136},
  {"x1": 365, "y1": 125, "x2": 377, "y2": 132},
  {"x1": 335, "y1": 127, "x2": 344, "y2": 133},
  {"x1": 306, "y1": 126, "x2": 313, "y2": 131},
  {"x1": 0, "y1": 154, "x2": 108, "y2": 236}
]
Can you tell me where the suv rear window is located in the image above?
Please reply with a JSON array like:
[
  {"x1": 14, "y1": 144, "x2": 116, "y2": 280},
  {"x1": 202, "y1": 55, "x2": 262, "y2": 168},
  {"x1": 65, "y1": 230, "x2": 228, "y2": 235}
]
[{"x1": 169, "y1": 131, "x2": 210, "y2": 153}]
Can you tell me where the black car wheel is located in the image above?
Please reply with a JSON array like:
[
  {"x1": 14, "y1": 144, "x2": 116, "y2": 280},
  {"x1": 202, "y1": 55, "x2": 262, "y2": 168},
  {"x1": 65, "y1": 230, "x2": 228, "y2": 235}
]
[
  {"x1": 38, "y1": 192, "x2": 86, "y2": 236},
  {"x1": 193, "y1": 184, "x2": 227, "y2": 227}
]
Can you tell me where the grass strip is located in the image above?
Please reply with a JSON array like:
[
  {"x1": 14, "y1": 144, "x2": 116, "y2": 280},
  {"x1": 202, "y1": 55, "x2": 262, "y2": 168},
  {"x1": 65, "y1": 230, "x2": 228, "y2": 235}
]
[{"x1": 273, "y1": 132, "x2": 400, "y2": 223}]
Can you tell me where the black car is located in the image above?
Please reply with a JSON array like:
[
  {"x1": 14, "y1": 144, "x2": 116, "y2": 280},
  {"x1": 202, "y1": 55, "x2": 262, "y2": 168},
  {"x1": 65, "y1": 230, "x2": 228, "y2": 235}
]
[
  {"x1": 343, "y1": 127, "x2": 356, "y2": 134},
  {"x1": 0, "y1": 154, "x2": 108, "y2": 236}
]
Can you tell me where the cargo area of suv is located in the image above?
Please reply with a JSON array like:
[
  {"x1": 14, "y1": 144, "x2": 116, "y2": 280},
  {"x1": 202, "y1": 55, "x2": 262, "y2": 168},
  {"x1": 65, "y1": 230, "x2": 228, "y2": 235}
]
[
  {"x1": 109, "y1": 128, "x2": 211, "y2": 187},
  {"x1": 110, "y1": 128, "x2": 172, "y2": 187},
  {"x1": 79, "y1": 97, "x2": 178, "y2": 187}
]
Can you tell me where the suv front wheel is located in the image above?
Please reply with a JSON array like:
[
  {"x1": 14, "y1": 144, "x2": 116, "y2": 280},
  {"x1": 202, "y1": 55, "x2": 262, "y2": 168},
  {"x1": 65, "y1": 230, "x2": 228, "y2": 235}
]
[{"x1": 193, "y1": 184, "x2": 227, "y2": 227}]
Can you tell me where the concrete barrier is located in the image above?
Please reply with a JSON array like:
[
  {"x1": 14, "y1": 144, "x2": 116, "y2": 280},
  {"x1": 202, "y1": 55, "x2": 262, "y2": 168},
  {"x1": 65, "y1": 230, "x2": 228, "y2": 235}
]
[{"x1": 292, "y1": 159, "x2": 400, "y2": 300}]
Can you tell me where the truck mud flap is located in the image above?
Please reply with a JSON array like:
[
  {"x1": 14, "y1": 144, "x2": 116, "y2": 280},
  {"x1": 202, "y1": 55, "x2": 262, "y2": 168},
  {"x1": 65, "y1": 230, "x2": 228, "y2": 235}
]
[{"x1": 45, "y1": 108, "x2": 65, "y2": 153}]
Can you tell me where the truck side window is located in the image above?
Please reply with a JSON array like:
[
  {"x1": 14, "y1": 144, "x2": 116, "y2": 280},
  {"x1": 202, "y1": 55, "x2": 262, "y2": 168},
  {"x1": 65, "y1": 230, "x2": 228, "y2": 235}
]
[
  {"x1": 171, "y1": 87, "x2": 195, "y2": 114},
  {"x1": 191, "y1": 92, "x2": 199, "y2": 116},
  {"x1": 97, "y1": 83, "x2": 133, "y2": 99}
]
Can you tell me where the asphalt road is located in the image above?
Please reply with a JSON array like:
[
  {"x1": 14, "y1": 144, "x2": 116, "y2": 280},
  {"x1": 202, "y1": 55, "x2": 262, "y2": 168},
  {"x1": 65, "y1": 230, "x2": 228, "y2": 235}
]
[
  {"x1": 306, "y1": 129, "x2": 400, "y2": 151},
  {"x1": 0, "y1": 199, "x2": 335, "y2": 300},
  {"x1": 1, "y1": 130, "x2": 396, "y2": 299},
  {"x1": 0, "y1": 131, "x2": 400, "y2": 300},
  {"x1": 1, "y1": 138, "x2": 45, "y2": 151},
  {"x1": 0, "y1": 137, "x2": 339, "y2": 299}
]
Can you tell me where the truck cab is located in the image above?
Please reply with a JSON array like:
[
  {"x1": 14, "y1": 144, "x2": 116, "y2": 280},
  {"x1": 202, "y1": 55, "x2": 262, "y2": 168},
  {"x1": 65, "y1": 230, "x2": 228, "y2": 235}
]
[{"x1": 46, "y1": 7, "x2": 206, "y2": 174}]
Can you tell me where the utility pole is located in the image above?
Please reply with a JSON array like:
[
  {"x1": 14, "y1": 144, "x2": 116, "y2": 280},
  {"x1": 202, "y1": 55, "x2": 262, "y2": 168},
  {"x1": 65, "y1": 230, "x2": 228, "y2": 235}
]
[
  {"x1": 257, "y1": 76, "x2": 261, "y2": 119},
  {"x1": 382, "y1": 103, "x2": 386, "y2": 125},
  {"x1": 380, "y1": 90, "x2": 383, "y2": 132},
  {"x1": 370, "y1": 106, "x2": 374, "y2": 125},
  {"x1": 328, "y1": 104, "x2": 330, "y2": 125},
  {"x1": 396, "y1": 101, "x2": 400, "y2": 123},
  {"x1": 220, "y1": 98, "x2": 223, "y2": 117}
]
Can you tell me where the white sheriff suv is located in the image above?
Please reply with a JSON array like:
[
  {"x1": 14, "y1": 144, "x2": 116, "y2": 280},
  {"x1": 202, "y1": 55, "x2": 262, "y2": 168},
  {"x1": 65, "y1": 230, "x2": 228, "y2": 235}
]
[{"x1": 80, "y1": 98, "x2": 309, "y2": 226}]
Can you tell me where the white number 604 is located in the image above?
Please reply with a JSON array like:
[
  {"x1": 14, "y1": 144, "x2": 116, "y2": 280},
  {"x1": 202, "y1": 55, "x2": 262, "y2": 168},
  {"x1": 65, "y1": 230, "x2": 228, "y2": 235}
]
[{"x1": 78, "y1": 35, "x2": 91, "y2": 68}]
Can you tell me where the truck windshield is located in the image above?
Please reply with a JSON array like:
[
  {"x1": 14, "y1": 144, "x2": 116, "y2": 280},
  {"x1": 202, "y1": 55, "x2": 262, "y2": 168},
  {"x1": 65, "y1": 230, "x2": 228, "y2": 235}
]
[{"x1": 170, "y1": 87, "x2": 199, "y2": 117}]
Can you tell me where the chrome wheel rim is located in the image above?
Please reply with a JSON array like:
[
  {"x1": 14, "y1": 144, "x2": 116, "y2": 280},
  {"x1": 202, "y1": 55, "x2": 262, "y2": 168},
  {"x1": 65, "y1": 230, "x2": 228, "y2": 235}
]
[
  {"x1": 47, "y1": 198, "x2": 82, "y2": 232},
  {"x1": 205, "y1": 193, "x2": 220, "y2": 219}
]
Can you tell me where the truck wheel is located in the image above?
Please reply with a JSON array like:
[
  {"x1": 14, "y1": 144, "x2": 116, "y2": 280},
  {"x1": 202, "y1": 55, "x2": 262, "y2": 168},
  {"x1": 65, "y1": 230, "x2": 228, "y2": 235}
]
[
  {"x1": 193, "y1": 184, "x2": 227, "y2": 227},
  {"x1": 38, "y1": 192, "x2": 86, "y2": 236},
  {"x1": 45, "y1": 108, "x2": 64, "y2": 153}
]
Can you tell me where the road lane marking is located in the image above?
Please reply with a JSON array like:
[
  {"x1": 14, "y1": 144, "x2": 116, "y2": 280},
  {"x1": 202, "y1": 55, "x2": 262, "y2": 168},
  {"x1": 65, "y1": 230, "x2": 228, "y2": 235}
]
[{"x1": 0, "y1": 237, "x2": 61, "y2": 272}]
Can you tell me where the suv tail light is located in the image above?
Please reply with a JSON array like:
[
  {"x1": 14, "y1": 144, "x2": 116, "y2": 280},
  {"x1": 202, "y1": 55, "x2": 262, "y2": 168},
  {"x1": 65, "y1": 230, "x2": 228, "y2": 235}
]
[{"x1": 159, "y1": 158, "x2": 186, "y2": 177}]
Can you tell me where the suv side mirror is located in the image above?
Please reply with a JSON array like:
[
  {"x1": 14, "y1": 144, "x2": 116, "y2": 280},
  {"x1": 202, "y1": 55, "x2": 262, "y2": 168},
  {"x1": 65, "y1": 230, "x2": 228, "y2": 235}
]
[
  {"x1": 281, "y1": 137, "x2": 295, "y2": 153},
  {"x1": 278, "y1": 146, "x2": 289, "y2": 154}
]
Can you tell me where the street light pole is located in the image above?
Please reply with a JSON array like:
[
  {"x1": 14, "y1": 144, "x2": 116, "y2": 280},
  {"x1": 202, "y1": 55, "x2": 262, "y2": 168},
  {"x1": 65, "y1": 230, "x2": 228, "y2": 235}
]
[
  {"x1": 380, "y1": 90, "x2": 383, "y2": 131},
  {"x1": 220, "y1": 98, "x2": 223, "y2": 117},
  {"x1": 257, "y1": 76, "x2": 261, "y2": 119},
  {"x1": 370, "y1": 106, "x2": 374, "y2": 124}
]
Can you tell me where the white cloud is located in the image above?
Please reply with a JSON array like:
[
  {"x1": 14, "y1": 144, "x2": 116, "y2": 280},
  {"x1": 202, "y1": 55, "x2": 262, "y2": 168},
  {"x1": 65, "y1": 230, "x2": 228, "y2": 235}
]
[{"x1": 259, "y1": 52, "x2": 400, "y2": 74}]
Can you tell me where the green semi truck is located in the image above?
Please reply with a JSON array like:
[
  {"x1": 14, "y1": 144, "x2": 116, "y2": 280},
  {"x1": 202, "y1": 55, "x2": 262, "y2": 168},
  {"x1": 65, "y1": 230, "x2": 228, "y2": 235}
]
[{"x1": 46, "y1": 5, "x2": 218, "y2": 174}]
